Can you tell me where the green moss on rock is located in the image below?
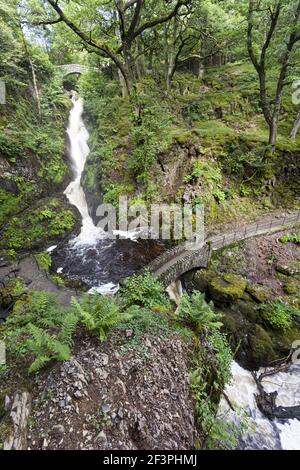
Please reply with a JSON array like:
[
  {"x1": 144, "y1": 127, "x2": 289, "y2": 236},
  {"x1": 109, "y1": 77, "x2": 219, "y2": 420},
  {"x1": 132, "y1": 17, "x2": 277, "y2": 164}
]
[
  {"x1": 193, "y1": 269, "x2": 216, "y2": 292},
  {"x1": 250, "y1": 325, "x2": 276, "y2": 366},
  {"x1": 209, "y1": 273, "x2": 247, "y2": 303},
  {"x1": 246, "y1": 283, "x2": 273, "y2": 303},
  {"x1": 283, "y1": 281, "x2": 299, "y2": 295}
]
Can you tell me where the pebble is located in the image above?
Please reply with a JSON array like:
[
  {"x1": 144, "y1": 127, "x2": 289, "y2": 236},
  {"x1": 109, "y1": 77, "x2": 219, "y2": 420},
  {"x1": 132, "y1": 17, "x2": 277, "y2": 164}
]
[{"x1": 102, "y1": 404, "x2": 111, "y2": 414}]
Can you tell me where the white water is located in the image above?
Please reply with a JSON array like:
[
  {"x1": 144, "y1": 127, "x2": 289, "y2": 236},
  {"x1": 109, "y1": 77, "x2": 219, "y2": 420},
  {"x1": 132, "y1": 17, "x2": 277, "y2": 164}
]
[
  {"x1": 62, "y1": 97, "x2": 300, "y2": 446},
  {"x1": 64, "y1": 94, "x2": 105, "y2": 246},
  {"x1": 219, "y1": 361, "x2": 300, "y2": 450},
  {"x1": 166, "y1": 284, "x2": 300, "y2": 450}
]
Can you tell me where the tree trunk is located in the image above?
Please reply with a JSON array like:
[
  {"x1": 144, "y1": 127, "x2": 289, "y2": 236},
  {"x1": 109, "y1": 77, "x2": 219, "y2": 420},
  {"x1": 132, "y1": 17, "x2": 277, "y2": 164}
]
[
  {"x1": 166, "y1": 18, "x2": 177, "y2": 93},
  {"x1": 20, "y1": 25, "x2": 41, "y2": 120},
  {"x1": 290, "y1": 109, "x2": 300, "y2": 139},
  {"x1": 198, "y1": 42, "x2": 205, "y2": 79},
  {"x1": 269, "y1": 119, "x2": 278, "y2": 148},
  {"x1": 118, "y1": 69, "x2": 128, "y2": 97}
]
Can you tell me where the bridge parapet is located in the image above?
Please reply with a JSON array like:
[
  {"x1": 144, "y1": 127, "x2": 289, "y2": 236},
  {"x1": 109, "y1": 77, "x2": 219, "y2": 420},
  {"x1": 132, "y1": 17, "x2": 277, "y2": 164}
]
[{"x1": 146, "y1": 211, "x2": 300, "y2": 287}]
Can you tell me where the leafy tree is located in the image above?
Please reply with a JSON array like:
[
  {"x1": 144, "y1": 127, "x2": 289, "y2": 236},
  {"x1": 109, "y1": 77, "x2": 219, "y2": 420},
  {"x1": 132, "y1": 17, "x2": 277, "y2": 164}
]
[{"x1": 247, "y1": 0, "x2": 300, "y2": 148}]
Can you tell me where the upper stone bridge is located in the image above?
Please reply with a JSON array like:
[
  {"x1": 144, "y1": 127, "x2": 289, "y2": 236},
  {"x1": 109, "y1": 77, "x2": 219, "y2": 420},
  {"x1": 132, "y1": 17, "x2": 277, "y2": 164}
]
[
  {"x1": 146, "y1": 211, "x2": 300, "y2": 287},
  {"x1": 57, "y1": 64, "x2": 100, "y2": 77}
]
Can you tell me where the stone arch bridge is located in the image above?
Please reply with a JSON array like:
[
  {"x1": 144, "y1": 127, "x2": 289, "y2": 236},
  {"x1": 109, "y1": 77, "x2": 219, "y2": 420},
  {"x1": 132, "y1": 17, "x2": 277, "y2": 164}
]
[
  {"x1": 146, "y1": 212, "x2": 300, "y2": 287},
  {"x1": 57, "y1": 64, "x2": 100, "y2": 77}
]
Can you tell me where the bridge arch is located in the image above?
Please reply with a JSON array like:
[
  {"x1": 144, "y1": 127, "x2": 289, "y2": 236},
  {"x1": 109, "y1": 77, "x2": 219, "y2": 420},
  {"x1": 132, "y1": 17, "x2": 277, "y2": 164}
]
[{"x1": 57, "y1": 64, "x2": 100, "y2": 77}]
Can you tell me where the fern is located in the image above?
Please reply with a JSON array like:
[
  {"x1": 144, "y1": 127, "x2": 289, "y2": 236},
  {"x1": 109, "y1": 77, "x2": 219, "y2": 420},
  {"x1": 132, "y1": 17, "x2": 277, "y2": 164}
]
[
  {"x1": 5, "y1": 291, "x2": 77, "y2": 373},
  {"x1": 72, "y1": 294, "x2": 132, "y2": 341},
  {"x1": 29, "y1": 356, "x2": 53, "y2": 374},
  {"x1": 58, "y1": 311, "x2": 79, "y2": 347},
  {"x1": 178, "y1": 292, "x2": 223, "y2": 334},
  {"x1": 25, "y1": 323, "x2": 71, "y2": 373}
]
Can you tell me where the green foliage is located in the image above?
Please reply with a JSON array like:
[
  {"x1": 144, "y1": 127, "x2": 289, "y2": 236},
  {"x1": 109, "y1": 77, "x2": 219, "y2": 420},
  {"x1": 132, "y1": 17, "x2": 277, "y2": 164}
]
[
  {"x1": 184, "y1": 160, "x2": 226, "y2": 204},
  {"x1": 220, "y1": 147, "x2": 272, "y2": 179},
  {"x1": 189, "y1": 331, "x2": 235, "y2": 449},
  {"x1": 7, "y1": 277, "x2": 27, "y2": 297},
  {"x1": 178, "y1": 292, "x2": 223, "y2": 334},
  {"x1": 118, "y1": 305, "x2": 170, "y2": 350},
  {"x1": 72, "y1": 294, "x2": 131, "y2": 342},
  {"x1": 280, "y1": 233, "x2": 300, "y2": 245},
  {"x1": 35, "y1": 252, "x2": 52, "y2": 272},
  {"x1": 129, "y1": 98, "x2": 171, "y2": 184},
  {"x1": 120, "y1": 272, "x2": 171, "y2": 310},
  {"x1": 0, "y1": 199, "x2": 75, "y2": 251},
  {"x1": 261, "y1": 300, "x2": 299, "y2": 330},
  {"x1": 4, "y1": 292, "x2": 78, "y2": 373},
  {"x1": 103, "y1": 183, "x2": 135, "y2": 207}
]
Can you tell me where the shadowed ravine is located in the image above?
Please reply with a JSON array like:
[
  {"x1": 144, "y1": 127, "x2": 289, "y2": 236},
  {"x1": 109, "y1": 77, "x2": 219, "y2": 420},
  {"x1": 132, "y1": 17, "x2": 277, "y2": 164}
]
[{"x1": 51, "y1": 96, "x2": 300, "y2": 450}]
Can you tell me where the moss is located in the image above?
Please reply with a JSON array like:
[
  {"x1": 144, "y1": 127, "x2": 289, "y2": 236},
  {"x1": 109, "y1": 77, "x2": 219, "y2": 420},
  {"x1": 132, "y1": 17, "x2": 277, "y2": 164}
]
[
  {"x1": 250, "y1": 325, "x2": 276, "y2": 366},
  {"x1": 283, "y1": 281, "x2": 299, "y2": 295},
  {"x1": 221, "y1": 313, "x2": 237, "y2": 334},
  {"x1": 193, "y1": 269, "x2": 216, "y2": 293},
  {"x1": 172, "y1": 130, "x2": 197, "y2": 145},
  {"x1": 235, "y1": 300, "x2": 259, "y2": 323},
  {"x1": 209, "y1": 274, "x2": 247, "y2": 304},
  {"x1": 270, "y1": 327, "x2": 300, "y2": 356},
  {"x1": 276, "y1": 262, "x2": 300, "y2": 277},
  {"x1": 246, "y1": 284, "x2": 273, "y2": 303},
  {"x1": 0, "y1": 197, "x2": 77, "y2": 252}
]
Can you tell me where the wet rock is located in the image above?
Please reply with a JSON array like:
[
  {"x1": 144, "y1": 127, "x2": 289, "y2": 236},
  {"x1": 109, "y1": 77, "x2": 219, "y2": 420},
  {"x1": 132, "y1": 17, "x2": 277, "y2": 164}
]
[{"x1": 249, "y1": 325, "x2": 276, "y2": 368}]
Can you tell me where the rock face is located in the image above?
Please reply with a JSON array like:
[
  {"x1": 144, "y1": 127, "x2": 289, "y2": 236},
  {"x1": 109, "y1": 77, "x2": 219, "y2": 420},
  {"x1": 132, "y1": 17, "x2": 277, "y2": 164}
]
[
  {"x1": 4, "y1": 392, "x2": 31, "y2": 450},
  {"x1": 26, "y1": 333, "x2": 196, "y2": 450},
  {"x1": 209, "y1": 274, "x2": 248, "y2": 304}
]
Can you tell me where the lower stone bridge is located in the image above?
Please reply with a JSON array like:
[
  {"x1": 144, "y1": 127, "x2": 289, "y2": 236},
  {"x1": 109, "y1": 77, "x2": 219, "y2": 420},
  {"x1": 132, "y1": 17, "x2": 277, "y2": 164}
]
[{"x1": 147, "y1": 211, "x2": 300, "y2": 287}]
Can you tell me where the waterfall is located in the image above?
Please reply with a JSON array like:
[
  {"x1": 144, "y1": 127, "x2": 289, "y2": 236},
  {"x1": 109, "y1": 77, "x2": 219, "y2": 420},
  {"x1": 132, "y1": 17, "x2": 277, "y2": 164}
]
[
  {"x1": 64, "y1": 93, "x2": 104, "y2": 245},
  {"x1": 219, "y1": 361, "x2": 300, "y2": 450}
]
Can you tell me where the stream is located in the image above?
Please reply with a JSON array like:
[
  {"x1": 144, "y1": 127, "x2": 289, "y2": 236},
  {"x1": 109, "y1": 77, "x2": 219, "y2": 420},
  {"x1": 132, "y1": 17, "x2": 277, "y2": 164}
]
[
  {"x1": 51, "y1": 94, "x2": 164, "y2": 294},
  {"x1": 219, "y1": 361, "x2": 300, "y2": 450},
  {"x1": 52, "y1": 95, "x2": 299, "y2": 450}
]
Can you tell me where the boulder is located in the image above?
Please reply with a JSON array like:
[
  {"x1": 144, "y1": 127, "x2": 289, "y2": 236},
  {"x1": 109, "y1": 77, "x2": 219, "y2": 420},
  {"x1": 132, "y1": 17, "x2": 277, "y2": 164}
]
[
  {"x1": 209, "y1": 273, "x2": 247, "y2": 304},
  {"x1": 249, "y1": 325, "x2": 276, "y2": 367},
  {"x1": 246, "y1": 283, "x2": 273, "y2": 303}
]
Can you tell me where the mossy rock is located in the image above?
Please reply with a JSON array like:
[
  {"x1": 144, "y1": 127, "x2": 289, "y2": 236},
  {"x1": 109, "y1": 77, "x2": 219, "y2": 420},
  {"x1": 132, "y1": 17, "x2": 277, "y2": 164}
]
[
  {"x1": 246, "y1": 283, "x2": 273, "y2": 303},
  {"x1": 270, "y1": 326, "x2": 300, "y2": 357},
  {"x1": 283, "y1": 281, "x2": 299, "y2": 295},
  {"x1": 234, "y1": 300, "x2": 259, "y2": 323},
  {"x1": 276, "y1": 263, "x2": 300, "y2": 277},
  {"x1": 250, "y1": 325, "x2": 276, "y2": 367},
  {"x1": 221, "y1": 313, "x2": 237, "y2": 334},
  {"x1": 0, "y1": 197, "x2": 80, "y2": 253},
  {"x1": 209, "y1": 273, "x2": 247, "y2": 304},
  {"x1": 0, "y1": 288, "x2": 13, "y2": 309},
  {"x1": 192, "y1": 269, "x2": 216, "y2": 293}
]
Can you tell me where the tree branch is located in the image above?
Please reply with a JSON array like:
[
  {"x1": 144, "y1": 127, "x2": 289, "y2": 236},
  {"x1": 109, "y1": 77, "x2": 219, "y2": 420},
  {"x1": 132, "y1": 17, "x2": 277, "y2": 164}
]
[{"x1": 131, "y1": 0, "x2": 192, "y2": 42}]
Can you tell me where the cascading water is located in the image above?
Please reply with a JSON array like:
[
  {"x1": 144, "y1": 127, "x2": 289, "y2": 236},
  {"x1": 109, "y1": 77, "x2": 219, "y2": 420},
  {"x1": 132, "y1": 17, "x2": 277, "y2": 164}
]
[
  {"x1": 51, "y1": 94, "x2": 164, "y2": 293},
  {"x1": 219, "y1": 361, "x2": 300, "y2": 450},
  {"x1": 53, "y1": 96, "x2": 300, "y2": 448},
  {"x1": 65, "y1": 93, "x2": 105, "y2": 245}
]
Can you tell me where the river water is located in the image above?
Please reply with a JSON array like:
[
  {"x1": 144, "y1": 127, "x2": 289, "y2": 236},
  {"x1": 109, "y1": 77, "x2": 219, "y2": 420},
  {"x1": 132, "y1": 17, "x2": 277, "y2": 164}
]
[
  {"x1": 51, "y1": 94, "x2": 164, "y2": 294},
  {"x1": 52, "y1": 96, "x2": 299, "y2": 449}
]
